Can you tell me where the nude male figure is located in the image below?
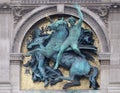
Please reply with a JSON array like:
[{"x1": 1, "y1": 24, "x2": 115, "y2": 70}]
[{"x1": 54, "y1": 4, "x2": 84, "y2": 69}]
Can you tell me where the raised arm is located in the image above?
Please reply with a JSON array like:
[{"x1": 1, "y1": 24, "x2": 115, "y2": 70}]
[
  {"x1": 74, "y1": 4, "x2": 83, "y2": 26},
  {"x1": 46, "y1": 15, "x2": 53, "y2": 23}
]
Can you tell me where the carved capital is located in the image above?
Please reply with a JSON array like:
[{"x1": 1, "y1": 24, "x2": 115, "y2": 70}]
[
  {"x1": 98, "y1": 52, "x2": 110, "y2": 65},
  {"x1": 98, "y1": 52, "x2": 110, "y2": 61},
  {"x1": 10, "y1": 53, "x2": 23, "y2": 61}
]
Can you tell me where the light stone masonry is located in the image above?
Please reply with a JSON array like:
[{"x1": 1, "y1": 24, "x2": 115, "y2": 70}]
[{"x1": 0, "y1": 0, "x2": 120, "y2": 93}]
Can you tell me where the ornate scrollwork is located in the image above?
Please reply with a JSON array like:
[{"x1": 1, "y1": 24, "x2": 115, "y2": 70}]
[
  {"x1": 13, "y1": 7, "x2": 23, "y2": 23},
  {"x1": 12, "y1": 6, "x2": 36, "y2": 24},
  {"x1": 87, "y1": 6, "x2": 109, "y2": 24},
  {"x1": 97, "y1": 7, "x2": 109, "y2": 17}
]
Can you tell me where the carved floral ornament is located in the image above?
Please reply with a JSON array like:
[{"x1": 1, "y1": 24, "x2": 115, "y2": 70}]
[
  {"x1": 12, "y1": 5, "x2": 108, "y2": 24},
  {"x1": 12, "y1": 6, "x2": 35, "y2": 23}
]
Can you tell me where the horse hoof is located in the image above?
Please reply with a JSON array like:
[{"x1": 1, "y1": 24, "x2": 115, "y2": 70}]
[
  {"x1": 63, "y1": 83, "x2": 71, "y2": 89},
  {"x1": 50, "y1": 82, "x2": 56, "y2": 86}
]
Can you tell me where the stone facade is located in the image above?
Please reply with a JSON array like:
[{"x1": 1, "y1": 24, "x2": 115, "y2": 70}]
[{"x1": 0, "y1": 0, "x2": 120, "y2": 93}]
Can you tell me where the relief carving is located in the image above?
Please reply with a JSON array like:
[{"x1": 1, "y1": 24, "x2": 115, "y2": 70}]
[
  {"x1": 87, "y1": 6, "x2": 109, "y2": 24},
  {"x1": 12, "y1": 6, "x2": 36, "y2": 23},
  {"x1": 0, "y1": 3, "x2": 11, "y2": 13}
]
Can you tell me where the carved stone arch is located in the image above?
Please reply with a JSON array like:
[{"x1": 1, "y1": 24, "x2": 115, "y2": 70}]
[{"x1": 12, "y1": 5, "x2": 110, "y2": 53}]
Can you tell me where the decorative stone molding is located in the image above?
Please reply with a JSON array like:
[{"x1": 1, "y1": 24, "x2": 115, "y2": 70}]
[
  {"x1": 0, "y1": 3, "x2": 11, "y2": 14},
  {"x1": 10, "y1": 53, "x2": 23, "y2": 61},
  {"x1": 0, "y1": 83, "x2": 11, "y2": 90},
  {"x1": 99, "y1": 52, "x2": 110, "y2": 65},
  {"x1": 20, "y1": 0, "x2": 102, "y2": 5},
  {"x1": 87, "y1": 6, "x2": 109, "y2": 24},
  {"x1": 110, "y1": 3, "x2": 120, "y2": 10},
  {"x1": 99, "y1": 52, "x2": 110, "y2": 61},
  {"x1": 87, "y1": 3, "x2": 120, "y2": 24},
  {"x1": 0, "y1": 83, "x2": 11, "y2": 93},
  {"x1": 8, "y1": 1, "x2": 120, "y2": 24},
  {"x1": 12, "y1": 6, "x2": 36, "y2": 23}
]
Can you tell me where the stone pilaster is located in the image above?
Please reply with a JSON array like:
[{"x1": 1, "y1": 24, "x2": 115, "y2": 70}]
[
  {"x1": 108, "y1": 4, "x2": 120, "y2": 92},
  {"x1": 10, "y1": 53, "x2": 23, "y2": 93},
  {"x1": 99, "y1": 52, "x2": 110, "y2": 93},
  {"x1": 0, "y1": 3, "x2": 12, "y2": 93}
]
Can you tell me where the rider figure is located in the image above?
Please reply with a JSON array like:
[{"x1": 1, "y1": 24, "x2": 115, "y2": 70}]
[{"x1": 54, "y1": 4, "x2": 85, "y2": 69}]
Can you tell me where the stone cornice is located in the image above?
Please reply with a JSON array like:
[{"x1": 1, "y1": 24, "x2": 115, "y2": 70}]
[{"x1": 0, "y1": 2, "x2": 119, "y2": 24}]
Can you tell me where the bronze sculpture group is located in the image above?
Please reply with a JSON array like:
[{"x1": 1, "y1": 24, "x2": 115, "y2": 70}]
[{"x1": 23, "y1": 4, "x2": 99, "y2": 89}]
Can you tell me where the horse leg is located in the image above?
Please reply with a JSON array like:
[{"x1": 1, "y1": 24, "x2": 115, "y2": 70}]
[
  {"x1": 55, "y1": 68, "x2": 75, "y2": 81},
  {"x1": 63, "y1": 76, "x2": 80, "y2": 89},
  {"x1": 54, "y1": 43, "x2": 68, "y2": 69},
  {"x1": 35, "y1": 52, "x2": 49, "y2": 87},
  {"x1": 56, "y1": 70, "x2": 80, "y2": 89},
  {"x1": 89, "y1": 67, "x2": 99, "y2": 89}
]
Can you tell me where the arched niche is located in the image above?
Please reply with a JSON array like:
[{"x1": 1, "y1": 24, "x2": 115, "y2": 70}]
[{"x1": 12, "y1": 5, "x2": 110, "y2": 53}]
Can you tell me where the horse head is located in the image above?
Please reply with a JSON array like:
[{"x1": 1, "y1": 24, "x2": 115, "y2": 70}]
[
  {"x1": 48, "y1": 17, "x2": 67, "y2": 31},
  {"x1": 48, "y1": 22, "x2": 57, "y2": 31}
]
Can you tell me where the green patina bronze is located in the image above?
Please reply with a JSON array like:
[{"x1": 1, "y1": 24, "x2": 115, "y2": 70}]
[
  {"x1": 24, "y1": 4, "x2": 99, "y2": 89},
  {"x1": 55, "y1": 4, "x2": 84, "y2": 69}
]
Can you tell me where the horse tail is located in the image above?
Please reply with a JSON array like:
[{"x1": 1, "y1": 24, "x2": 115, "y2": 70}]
[{"x1": 89, "y1": 66, "x2": 99, "y2": 89}]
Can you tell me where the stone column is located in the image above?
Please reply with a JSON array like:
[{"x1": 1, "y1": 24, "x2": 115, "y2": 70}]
[
  {"x1": 108, "y1": 6, "x2": 120, "y2": 93},
  {"x1": 0, "y1": 2, "x2": 12, "y2": 93}
]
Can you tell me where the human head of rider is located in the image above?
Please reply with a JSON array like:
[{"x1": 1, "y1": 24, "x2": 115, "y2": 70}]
[{"x1": 68, "y1": 16, "x2": 76, "y2": 26}]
